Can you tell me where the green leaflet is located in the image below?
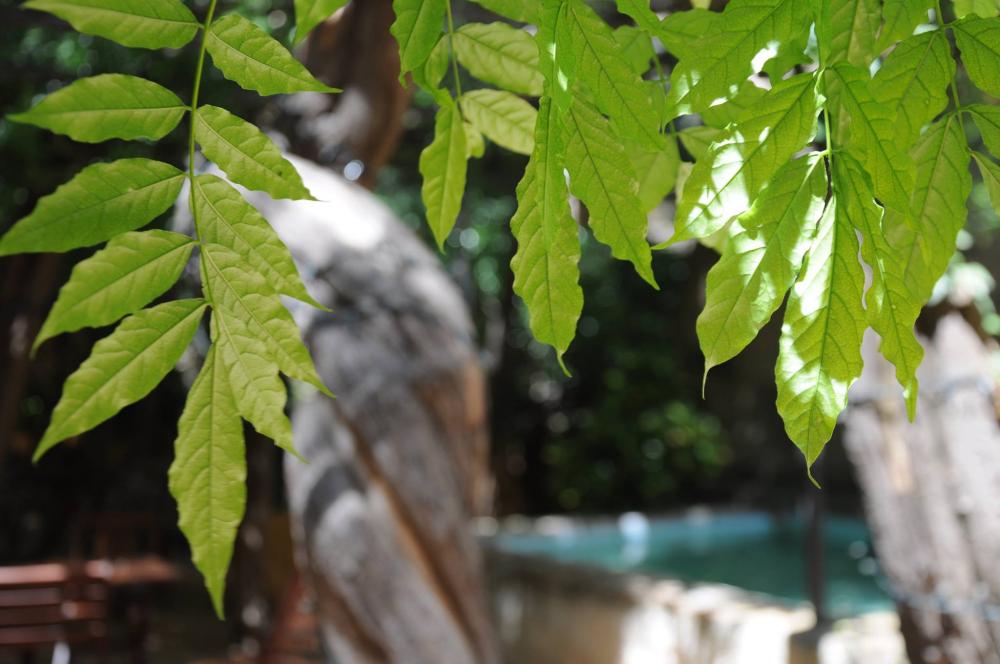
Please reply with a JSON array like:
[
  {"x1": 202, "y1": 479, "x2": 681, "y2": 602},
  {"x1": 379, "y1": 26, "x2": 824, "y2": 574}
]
[
  {"x1": 419, "y1": 102, "x2": 468, "y2": 248},
  {"x1": 825, "y1": 63, "x2": 914, "y2": 217},
  {"x1": 465, "y1": 122, "x2": 486, "y2": 158},
  {"x1": 192, "y1": 175, "x2": 323, "y2": 309},
  {"x1": 23, "y1": 0, "x2": 198, "y2": 49},
  {"x1": 630, "y1": 137, "x2": 680, "y2": 213},
  {"x1": 871, "y1": 29, "x2": 954, "y2": 148},
  {"x1": 9, "y1": 74, "x2": 186, "y2": 143},
  {"x1": 664, "y1": 0, "x2": 813, "y2": 120},
  {"x1": 460, "y1": 89, "x2": 536, "y2": 155},
  {"x1": 200, "y1": 243, "x2": 329, "y2": 398},
  {"x1": 615, "y1": 0, "x2": 664, "y2": 34},
  {"x1": 0, "y1": 159, "x2": 185, "y2": 255},
  {"x1": 954, "y1": 0, "x2": 1000, "y2": 18},
  {"x1": 953, "y1": 16, "x2": 1000, "y2": 97},
  {"x1": 658, "y1": 8, "x2": 720, "y2": 60},
  {"x1": 414, "y1": 36, "x2": 451, "y2": 98},
  {"x1": 775, "y1": 195, "x2": 867, "y2": 470},
  {"x1": 194, "y1": 105, "x2": 314, "y2": 201},
  {"x1": 700, "y1": 81, "x2": 767, "y2": 128},
  {"x1": 391, "y1": 0, "x2": 446, "y2": 82},
  {"x1": 970, "y1": 104, "x2": 1000, "y2": 157},
  {"x1": 511, "y1": 96, "x2": 583, "y2": 366},
  {"x1": 466, "y1": 0, "x2": 538, "y2": 23},
  {"x1": 614, "y1": 27, "x2": 654, "y2": 76},
  {"x1": 817, "y1": 0, "x2": 880, "y2": 68},
  {"x1": 35, "y1": 230, "x2": 195, "y2": 352},
  {"x1": 293, "y1": 0, "x2": 349, "y2": 45},
  {"x1": 678, "y1": 125, "x2": 722, "y2": 162},
  {"x1": 454, "y1": 22, "x2": 544, "y2": 97},
  {"x1": 698, "y1": 154, "x2": 826, "y2": 379},
  {"x1": 34, "y1": 299, "x2": 206, "y2": 461},
  {"x1": 536, "y1": 2, "x2": 571, "y2": 111},
  {"x1": 207, "y1": 14, "x2": 337, "y2": 97},
  {"x1": 835, "y1": 153, "x2": 923, "y2": 417},
  {"x1": 973, "y1": 153, "x2": 1000, "y2": 213},
  {"x1": 211, "y1": 306, "x2": 299, "y2": 459},
  {"x1": 877, "y1": 0, "x2": 932, "y2": 50},
  {"x1": 169, "y1": 343, "x2": 246, "y2": 618},
  {"x1": 556, "y1": 0, "x2": 664, "y2": 147},
  {"x1": 671, "y1": 72, "x2": 820, "y2": 244},
  {"x1": 563, "y1": 96, "x2": 655, "y2": 287}
]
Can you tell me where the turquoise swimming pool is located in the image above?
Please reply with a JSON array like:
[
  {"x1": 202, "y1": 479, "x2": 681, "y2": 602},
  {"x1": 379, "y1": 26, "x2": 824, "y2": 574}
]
[{"x1": 493, "y1": 511, "x2": 894, "y2": 618}]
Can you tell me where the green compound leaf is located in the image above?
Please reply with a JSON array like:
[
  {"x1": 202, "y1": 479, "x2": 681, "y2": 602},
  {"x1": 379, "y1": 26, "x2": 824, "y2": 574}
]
[
  {"x1": 391, "y1": 0, "x2": 446, "y2": 82},
  {"x1": 825, "y1": 63, "x2": 914, "y2": 217},
  {"x1": 835, "y1": 153, "x2": 922, "y2": 417},
  {"x1": 817, "y1": 0, "x2": 880, "y2": 68},
  {"x1": 658, "y1": 8, "x2": 719, "y2": 60},
  {"x1": 664, "y1": 0, "x2": 813, "y2": 120},
  {"x1": 194, "y1": 105, "x2": 314, "y2": 201},
  {"x1": 453, "y1": 22, "x2": 543, "y2": 96},
  {"x1": 419, "y1": 102, "x2": 468, "y2": 249},
  {"x1": 293, "y1": 0, "x2": 349, "y2": 45},
  {"x1": 954, "y1": 0, "x2": 1000, "y2": 18},
  {"x1": 698, "y1": 154, "x2": 827, "y2": 379},
  {"x1": 775, "y1": 195, "x2": 867, "y2": 471},
  {"x1": 169, "y1": 343, "x2": 246, "y2": 619},
  {"x1": 631, "y1": 137, "x2": 680, "y2": 213},
  {"x1": 34, "y1": 299, "x2": 206, "y2": 461},
  {"x1": 871, "y1": 29, "x2": 954, "y2": 148},
  {"x1": 9, "y1": 74, "x2": 186, "y2": 143},
  {"x1": 467, "y1": 0, "x2": 538, "y2": 23},
  {"x1": 0, "y1": 158, "x2": 185, "y2": 255},
  {"x1": 192, "y1": 175, "x2": 322, "y2": 309},
  {"x1": 877, "y1": 0, "x2": 932, "y2": 50},
  {"x1": 511, "y1": 97, "x2": 583, "y2": 366},
  {"x1": 563, "y1": 96, "x2": 655, "y2": 287},
  {"x1": 207, "y1": 14, "x2": 337, "y2": 96},
  {"x1": 671, "y1": 71, "x2": 820, "y2": 244},
  {"x1": 460, "y1": 89, "x2": 536, "y2": 155},
  {"x1": 973, "y1": 153, "x2": 1000, "y2": 214},
  {"x1": 35, "y1": 230, "x2": 195, "y2": 352},
  {"x1": 23, "y1": 0, "x2": 198, "y2": 49},
  {"x1": 200, "y1": 243, "x2": 329, "y2": 397},
  {"x1": 953, "y1": 16, "x2": 1000, "y2": 97},
  {"x1": 556, "y1": 0, "x2": 664, "y2": 147},
  {"x1": 970, "y1": 104, "x2": 1000, "y2": 158}
]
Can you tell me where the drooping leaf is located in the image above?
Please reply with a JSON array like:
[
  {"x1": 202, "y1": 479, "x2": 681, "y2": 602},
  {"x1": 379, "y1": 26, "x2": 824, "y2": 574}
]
[
  {"x1": 35, "y1": 230, "x2": 195, "y2": 351},
  {"x1": 630, "y1": 138, "x2": 680, "y2": 212},
  {"x1": 391, "y1": 0, "x2": 446, "y2": 82},
  {"x1": 954, "y1": 0, "x2": 1000, "y2": 19},
  {"x1": 817, "y1": 0, "x2": 881, "y2": 68},
  {"x1": 510, "y1": 96, "x2": 583, "y2": 365},
  {"x1": 970, "y1": 104, "x2": 1000, "y2": 158},
  {"x1": 419, "y1": 102, "x2": 468, "y2": 248},
  {"x1": 0, "y1": 159, "x2": 185, "y2": 255},
  {"x1": 200, "y1": 242, "x2": 329, "y2": 397},
  {"x1": 953, "y1": 16, "x2": 1000, "y2": 97},
  {"x1": 467, "y1": 0, "x2": 538, "y2": 23},
  {"x1": 34, "y1": 299, "x2": 206, "y2": 461},
  {"x1": 664, "y1": 0, "x2": 813, "y2": 120},
  {"x1": 877, "y1": 0, "x2": 932, "y2": 50},
  {"x1": 453, "y1": 22, "x2": 543, "y2": 96},
  {"x1": 459, "y1": 89, "x2": 536, "y2": 155},
  {"x1": 563, "y1": 96, "x2": 655, "y2": 286},
  {"x1": 775, "y1": 195, "x2": 867, "y2": 470},
  {"x1": 169, "y1": 343, "x2": 246, "y2": 618},
  {"x1": 973, "y1": 152, "x2": 1000, "y2": 213},
  {"x1": 698, "y1": 154, "x2": 826, "y2": 378},
  {"x1": 194, "y1": 105, "x2": 314, "y2": 201},
  {"x1": 207, "y1": 14, "x2": 338, "y2": 96},
  {"x1": 825, "y1": 63, "x2": 914, "y2": 216},
  {"x1": 871, "y1": 29, "x2": 954, "y2": 148},
  {"x1": 23, "y1": 0, "x2": 199, "y2": 49},
  {"x1": 9, "y1": 74, "x2": 186, "y2": 143},
  {"x1": 671, "y1": 72, "x2": 820, "y2": 243},
  {"x1": 556, "y1": 0, "x2": 664, "y2": 147},
  {"x1": 835, "y1": 153, "x2": 923, "y2": 417},
  {"x1": 192, "y1": 175, "x2": 323, "y2": 308},
  {"x1": 293, "y1": 0, "x2": 349, "y2": 45}
]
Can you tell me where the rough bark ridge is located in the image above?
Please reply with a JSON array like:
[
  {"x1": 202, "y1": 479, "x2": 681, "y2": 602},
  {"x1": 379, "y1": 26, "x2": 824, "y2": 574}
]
[
  {"x1": 242, "y1": 157, "x2": 497, "y2": 664},
  {"x1": 844, "y1": 314, "x2": 1000, "y2": 664}
]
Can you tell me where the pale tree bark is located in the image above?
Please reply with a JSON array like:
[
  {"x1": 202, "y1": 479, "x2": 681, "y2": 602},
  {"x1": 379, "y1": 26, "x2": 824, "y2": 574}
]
[{"x1": 844, "y1": 314, "x2": 1000, "y2": 664}]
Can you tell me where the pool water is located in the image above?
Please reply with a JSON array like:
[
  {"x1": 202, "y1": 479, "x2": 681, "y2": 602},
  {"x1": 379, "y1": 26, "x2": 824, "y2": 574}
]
[{"x1": 494, "y1": 511, "x2": 894, "y2": 618}]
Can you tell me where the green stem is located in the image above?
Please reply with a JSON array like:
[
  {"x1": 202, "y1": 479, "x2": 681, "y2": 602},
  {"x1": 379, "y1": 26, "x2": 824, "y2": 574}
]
[
  {"x1": 935, "y1": 0, "x2": 963, "y2": 114},
  {"x1": 188, "y1": 0, "x2": 220, "y2": 227},
  {"x1": 819, "y1": 68, "x2": 834, "y2": 160},
  {"x1": 445, "y1": 0, "x2": 464, "y2": 110}
]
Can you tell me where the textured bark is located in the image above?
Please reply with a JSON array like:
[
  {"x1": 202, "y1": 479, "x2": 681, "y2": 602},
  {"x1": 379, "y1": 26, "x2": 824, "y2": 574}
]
[
  {"x1": 844, "y1": 314, "x2": 1000, "y2": 664},
  {"x1": 237, "y1": 157, "x2": 497, "y2": 664}
]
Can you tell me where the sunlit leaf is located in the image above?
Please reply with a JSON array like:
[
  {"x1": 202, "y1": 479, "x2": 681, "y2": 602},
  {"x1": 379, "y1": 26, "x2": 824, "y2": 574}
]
[
  {"x1": 454, "y1": 22, "x2": 543, "y2": 96},
  {"x1": 460, "y1": 89, "x2": 536, "y2": 155},
  {"x1": 419, "y1": 102, "x2": 468, "y2": 248},
  {"x1": 293, "y1": 0, "x2": 349, "y2": 45},
  {"x1": 23, "y1": 0, "x2": 199, "y2": 49},
  {"x1": 391, "y1": 0, "x2": 446, "y2": 82},
  {"x1": 658, "y1": 8, "x2": 720, "y2": 60},
  {"x1": 630, "y1": 138, "x2": 680, "y2": 212},
  {"x1": 954, "y1": 0, "x2": 1000, "y2": 18},
  {"x1": 817, "y1": 0, "x2": 880, "y2": 68},
  {"x1": 613, "y1": 25, "x2": 655, "y2": 75},
  {"x1": 678, "y1": 125, "x2": 722, "y2": 161}
]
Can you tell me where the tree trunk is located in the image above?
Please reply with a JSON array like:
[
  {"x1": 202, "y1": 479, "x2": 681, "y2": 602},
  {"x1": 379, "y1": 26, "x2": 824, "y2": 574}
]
[
  {"x1": 843, "y1": 314, "x2": 1000, "y2": 664},
  {"x1": 241, "y1": 157, "x2": 498, "y2": 664}
]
